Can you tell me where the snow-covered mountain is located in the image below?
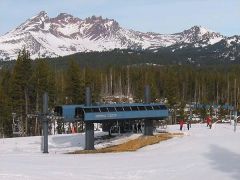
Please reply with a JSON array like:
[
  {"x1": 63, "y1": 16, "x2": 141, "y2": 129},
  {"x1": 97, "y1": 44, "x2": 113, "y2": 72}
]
[
  {"x1": 174, "y1": 26, "x2": 224, "y2": 47},
  {"x1": 0, "y1": 11, "x2": 238, "y2": 60}
]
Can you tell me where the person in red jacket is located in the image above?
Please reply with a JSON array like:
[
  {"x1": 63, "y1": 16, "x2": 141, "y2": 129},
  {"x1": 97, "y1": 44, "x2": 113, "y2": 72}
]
[
  {"x1": 206, "y1": 116, "x2": 211, "y2": 127},
  {"x1": 179, "y1": 119, "x2": 184, "y2": 131}
]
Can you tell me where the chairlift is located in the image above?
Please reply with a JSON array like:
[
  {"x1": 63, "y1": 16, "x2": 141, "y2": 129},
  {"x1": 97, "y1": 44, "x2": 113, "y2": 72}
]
[{"x1": 110, "y1": 121, "x2": 120, "y2": 135}]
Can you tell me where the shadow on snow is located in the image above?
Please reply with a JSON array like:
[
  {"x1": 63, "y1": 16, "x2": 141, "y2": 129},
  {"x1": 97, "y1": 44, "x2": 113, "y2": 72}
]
[{"x1": 205, "y1": 144, "x2": 240, "y2": 180}]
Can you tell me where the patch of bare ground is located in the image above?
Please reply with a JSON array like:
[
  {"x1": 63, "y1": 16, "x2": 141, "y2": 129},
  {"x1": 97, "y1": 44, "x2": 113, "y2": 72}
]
[{"x1": 70, "y1": 132, "x2": 183, "y2": 154}]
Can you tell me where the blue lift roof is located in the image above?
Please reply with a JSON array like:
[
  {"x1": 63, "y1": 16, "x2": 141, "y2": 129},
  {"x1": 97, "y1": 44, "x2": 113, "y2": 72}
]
[{"x1": 55, "y1": 103, "x2": 169, "y2": 122}]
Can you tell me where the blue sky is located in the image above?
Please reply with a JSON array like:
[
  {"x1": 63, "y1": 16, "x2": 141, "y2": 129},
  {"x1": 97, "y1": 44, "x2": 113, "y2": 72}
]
[{"x1": 0, "y1": 0, "x2": 239, "y2": 36}]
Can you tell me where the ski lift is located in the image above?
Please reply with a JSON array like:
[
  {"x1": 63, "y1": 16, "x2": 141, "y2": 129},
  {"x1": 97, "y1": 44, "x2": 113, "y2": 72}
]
[
  {"x1": 12, "y1": 113, "x2": 23, "y2": 136},
  {"x1": 110, "y1": 121, "x2": 120, "y2": 135}
]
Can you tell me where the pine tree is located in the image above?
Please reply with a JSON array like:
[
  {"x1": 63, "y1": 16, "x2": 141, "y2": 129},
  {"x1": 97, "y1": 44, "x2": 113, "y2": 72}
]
[
  {"x1": 10, "y1": 49, "x2": 32, "y2": 112},
  {"x1": 0, "y1": 82, "x2": 11, "y2": 136},
  {"x1": 9, "y1": 49, "x2": 32, "y2": 135},
  {"x1": 31, "y1": 59, "x2": 55, "y2": 112},
  {"x1": 165, "y1": 69, "x2": 178, "y2": 107},
  {"x1": 65, "y1": 60, "x2": 84, "y2": 104}
]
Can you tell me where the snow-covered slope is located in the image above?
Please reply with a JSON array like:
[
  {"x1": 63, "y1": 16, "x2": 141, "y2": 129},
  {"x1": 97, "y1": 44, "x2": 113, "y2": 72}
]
[
  {"x1": 0, "y1": 11, "x2": 234, "y2": 61},
  {"x1": 0, "y1": 124, "x2": 240, "y2": 180}
]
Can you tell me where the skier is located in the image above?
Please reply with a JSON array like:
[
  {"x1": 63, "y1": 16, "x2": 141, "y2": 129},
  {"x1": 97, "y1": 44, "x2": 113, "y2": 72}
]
[
  {"x1": 209, "y1": 118, "x2": 212, "y2": 129},
  {"x1": 134, "y1": 123, "x2": 137, "y2": 133},
  {"x1": 179, "y1": 119, "x2": 184, "y2": 131},
  {"x1": 187, "y1": 119, "x2": 190, "y2": 130},
  {"x1": 206, "y1": 116, "x2": 211, "y2": 127},
  {"x1": 189, "y1": 116, "x2": 192, "y2": 128},
  {"x1": 137, "y1": 123, "x2": 142, "y2": 133}
]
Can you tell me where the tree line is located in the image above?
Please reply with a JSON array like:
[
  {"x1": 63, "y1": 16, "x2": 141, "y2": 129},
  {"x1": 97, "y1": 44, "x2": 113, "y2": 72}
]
[{"x1": 0, "y1": 49, "x2": 240, "y2": 136}]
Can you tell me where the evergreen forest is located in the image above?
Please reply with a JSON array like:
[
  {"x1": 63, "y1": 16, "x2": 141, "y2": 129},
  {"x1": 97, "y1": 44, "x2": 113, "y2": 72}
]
[{"x1": 0, "y1": 49, "x2": 240, "y2": 136}]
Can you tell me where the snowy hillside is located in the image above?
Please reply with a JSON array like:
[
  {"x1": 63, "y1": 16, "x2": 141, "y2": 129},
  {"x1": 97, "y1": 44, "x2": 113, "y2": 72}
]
[
  {"x1": 0, "y1": 124, "x2": 240, "y2": 180},
  {"x1": 0, "y1": 11, "x2": 238, "y2": 61}
]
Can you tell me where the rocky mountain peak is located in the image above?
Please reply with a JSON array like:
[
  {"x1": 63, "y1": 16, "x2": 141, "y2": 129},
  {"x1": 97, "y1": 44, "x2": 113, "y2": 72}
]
[
  {"x1": 51, "y1": 13, "x2": 81, "y2": 25},
  {"x1": 83, "y1": 15, "x2": 120, "y2": 40},
  {"x1": 85, "y1": 16, "x2": 118, "y2": 26},
  {"x1": 56, "y1": 13, "x2": 73, "y2": 19},
  {"x1": 189, "y1": 26, "x2": 209, "y2": 35},
  {"x1": 180, "y1": 25, "x2": 212, "y2": 37},
  {"x1": 86, "y1": 15, "x2": 104, "y2": 22},
  {"x1": 175, "y1": 25, "x2": 223, "y2": 45},
  {"x1": 36, "y1": 11, "x2": 48, "y2": 18},
  {"x1": 31, "y1": 11, "x2": 49, "y2": 23},
  {"x1": 14, "y1": 11, "x2": 49, "y2": 32},
  {"x1": 0, "y1": 11, "x2": 238, "y2": 61}
]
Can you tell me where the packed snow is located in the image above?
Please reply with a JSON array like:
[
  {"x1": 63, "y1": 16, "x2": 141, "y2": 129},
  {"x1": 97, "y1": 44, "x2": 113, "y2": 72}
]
[{"x1": 0, "y1": 123, "x2": 240, "y2": 180}]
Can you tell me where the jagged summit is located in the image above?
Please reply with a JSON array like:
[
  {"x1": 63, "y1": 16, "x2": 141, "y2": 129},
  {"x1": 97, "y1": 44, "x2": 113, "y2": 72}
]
[
  {"x1": 174, "y1": 25, "x2": 224, "y2": 46},
  {"x1": 0, "y1": 11, "x2": 238, "y2": 61},
  {"x1": 36, "y1": 11, "x2": 48, "y2": 18},
  {"x1": 56, "y1": 13, "x2": 73, "y2": 19},
  {"x1": 29, "y1": 11, "x2": 49, "y2": 25},
  {"x1": 183, "y1": 25, "x2": 219, "y2": 37},
  {"x1": 188, "y1": 26, "x2": 211, "y2": 34}
]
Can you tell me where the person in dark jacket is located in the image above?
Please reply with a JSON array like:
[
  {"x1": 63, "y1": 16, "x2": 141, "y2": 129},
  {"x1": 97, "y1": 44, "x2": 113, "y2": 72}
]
[
  {"x1": 209, "y1": 119, "x2": 212, "y2": 129},
  {"x1": 138, "y1": 123, "x2": 142, "y2": 133},
  {"x1": 134, "y1": 123, "x2": 137, "y2": 133},
  {"x1": 187, "y1": 120, "x2": 190, "y2": 130}
]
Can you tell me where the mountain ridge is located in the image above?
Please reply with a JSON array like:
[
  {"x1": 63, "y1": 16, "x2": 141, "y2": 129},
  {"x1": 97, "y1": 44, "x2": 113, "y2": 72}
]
[{"x1": 0, "y1": 11, "x2": 239, "y2": 61}]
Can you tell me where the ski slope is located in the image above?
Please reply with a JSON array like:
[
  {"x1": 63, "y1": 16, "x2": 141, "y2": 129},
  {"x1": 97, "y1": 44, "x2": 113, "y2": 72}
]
[{"x1": 0, "y1": 124, "x2": 240, "y2": 180}]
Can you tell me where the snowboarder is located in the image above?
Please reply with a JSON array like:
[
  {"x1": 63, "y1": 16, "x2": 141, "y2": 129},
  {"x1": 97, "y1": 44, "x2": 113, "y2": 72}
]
[{"x1": 179, "y1": 119, "x2": 184, "y2": 131}]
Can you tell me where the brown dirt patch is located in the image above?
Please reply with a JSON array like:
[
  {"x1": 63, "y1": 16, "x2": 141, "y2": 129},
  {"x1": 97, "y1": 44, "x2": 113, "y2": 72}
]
[{"x1": 70, "y1": 132, "x2": 183, "y2": 154}]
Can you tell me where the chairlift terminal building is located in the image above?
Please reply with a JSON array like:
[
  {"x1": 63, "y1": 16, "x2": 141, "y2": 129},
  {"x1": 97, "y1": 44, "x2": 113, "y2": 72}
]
[{"x1": 54, "y1": 103, "x2": 168, "y2": 123}]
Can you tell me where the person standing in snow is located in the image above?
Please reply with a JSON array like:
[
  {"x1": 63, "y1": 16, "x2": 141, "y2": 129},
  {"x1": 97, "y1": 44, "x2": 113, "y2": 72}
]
[
  {"x1": 206, "y1": 116, "x2": 211, "y2": 127},
  {"x1": 209, "y1": 118, "x2": 212, "y2": 129},
  {"x1": 187, "y1": 119, "x2": 190, "y2": 130},
  {"x1": 134, "y1": 123, "x2": 137, "y2": 133},
  {"x1": 179, "y1": 119, "x2": 184, "y2": 131},
  {"x1": 137, "y1": 123, "x2": 142, "y2": 133}
]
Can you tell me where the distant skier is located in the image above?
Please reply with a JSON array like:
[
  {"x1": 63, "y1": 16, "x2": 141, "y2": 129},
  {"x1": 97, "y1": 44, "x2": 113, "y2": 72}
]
[
  {"x1": 209, "y1": 119, "x2": 212, "y2": 129},
  {"x1": 189, "y1": 116, "x2": 192, "y2": 128},
  {"x1": 206, "y1": 116, "x2": 211, "y2": 127},
  {"x1": 138, "y1": 123, "x2": 142, "y2": 133},
  {"x1": 179, "y1": 119, "x2": 184, "y2": 131},
  {"x1": 187, "y1": 120, "x2": 190, "y2": 130},
  {"x1": 134, "y1": 123, "x2": 137, "y2": 133}
]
